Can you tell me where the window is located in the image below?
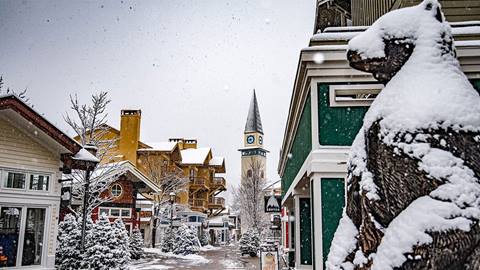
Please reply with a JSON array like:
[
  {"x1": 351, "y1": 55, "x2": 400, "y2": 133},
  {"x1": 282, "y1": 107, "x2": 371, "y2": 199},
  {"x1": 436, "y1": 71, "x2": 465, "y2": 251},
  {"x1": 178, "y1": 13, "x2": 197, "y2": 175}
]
[
  {"x1": 98, "y1": 207, "x2": 131, "y2": 218},
  {"x1": 5, "y1": 172, "x2": 26, "y2": 189},
  {"x1": 188, "y1": 216, "x2": 197, "y2": 222},
  {"x1": 329, "y1": 84, "x2": 383, "y2": 107},
  {"x1": 121, "y1": 209, "x2": 130, "y2": 217},
  {"x1": 247, "y1": 170, "x2": 253, "y2": 178},
  {"x1": 110, "y1": 209, "x2": 120, "y2": 217},
  {"x1": 189, "y1": 169, "x2": 195, "y2": 180},
  {"x1": 111, "y1": 184, "x2": 122, "y2": 198},
  {"x1": 29, "y1": 174, "x2": 49, "y2": 191},
  {"x1": 0, "y1": 207, "x2": 22, "y2": 267},
  {"x1": 22, "y1": 208, "x2": 45, "y2": 266},
  {"x1": 99, "y1": 208, "x2": 109, "y2": 216}
]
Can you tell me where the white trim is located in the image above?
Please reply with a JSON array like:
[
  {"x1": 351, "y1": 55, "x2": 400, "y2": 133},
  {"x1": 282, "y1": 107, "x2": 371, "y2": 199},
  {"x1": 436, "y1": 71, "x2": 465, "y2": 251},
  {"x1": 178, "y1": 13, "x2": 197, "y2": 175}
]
[
  {"x1": 329, "y1": 84, "x2": 383, "y2": 107},
  {"x1": 282, "y1": 147, "x2": 349, "y2": 205},
  {"x1": 311, "y1": 176, "x2": 323, "y2": 270}
]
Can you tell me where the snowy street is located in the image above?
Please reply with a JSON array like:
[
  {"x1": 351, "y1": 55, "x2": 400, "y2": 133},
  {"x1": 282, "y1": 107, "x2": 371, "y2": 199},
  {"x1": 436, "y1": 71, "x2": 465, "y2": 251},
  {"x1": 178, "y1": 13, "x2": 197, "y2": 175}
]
[{"x1": 131, "y1": 244, "x2": 260, "y2": 270}]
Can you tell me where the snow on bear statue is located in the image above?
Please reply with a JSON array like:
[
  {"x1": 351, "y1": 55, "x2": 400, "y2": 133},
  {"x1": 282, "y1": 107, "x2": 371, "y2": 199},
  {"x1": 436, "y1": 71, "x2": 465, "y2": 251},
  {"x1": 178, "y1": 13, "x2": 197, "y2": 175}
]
[{"x1": 326, "y1": 1, "x2": 480, "y2": 270}]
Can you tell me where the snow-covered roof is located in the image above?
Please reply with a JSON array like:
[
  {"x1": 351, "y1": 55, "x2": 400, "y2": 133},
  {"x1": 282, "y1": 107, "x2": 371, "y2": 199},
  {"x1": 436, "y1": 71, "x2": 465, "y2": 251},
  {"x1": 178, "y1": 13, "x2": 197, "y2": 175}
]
[
  {"x1": 72, "y1": 148, "x2": 100, "y2": 163},
  {"x1": 180, "y1": 147, "x2": 211, "y2": 165},
  {"x1": 92, "y1": 160, "x2": 160, "y2": 193},
  {"x1": 311, "y1": 21, "x2": 480, "y2": 43},
  {"x1": 139, "y1": 141, "x2": 177, "y2": 152},
  {"x1": 209, "y1": 156, "x2": 224, "y2": 167}
]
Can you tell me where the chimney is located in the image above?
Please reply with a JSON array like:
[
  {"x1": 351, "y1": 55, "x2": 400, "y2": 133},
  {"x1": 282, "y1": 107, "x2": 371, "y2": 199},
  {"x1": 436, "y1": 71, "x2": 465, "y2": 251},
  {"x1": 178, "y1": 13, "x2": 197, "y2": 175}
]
[{"x1": 119, "y1": 110, "x2": 141, "y2": 164}]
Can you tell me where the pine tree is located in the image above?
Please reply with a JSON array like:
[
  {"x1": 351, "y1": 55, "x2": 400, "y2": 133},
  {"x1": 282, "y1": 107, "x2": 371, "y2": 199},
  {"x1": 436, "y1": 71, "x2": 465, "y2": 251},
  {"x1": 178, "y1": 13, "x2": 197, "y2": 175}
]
[
  {"x1": 172, "y1": 224, "x2": 200, "y2": 255},
  {"x1": 56, "y1": 214, "x2": 82, "y2": 269},
  {"x1": 239, "y1": 228, "x2": 259, "y2": 257},
  {"x1": 84, "y1": 214, "x2": 116, "y2": 270},
  {"x1": 130, "y1": 227, "x2": 144, "y2": 260},
  {"x1": 111, "y1": 219, "x2": 131, "y2": 268},
  {"x1": 161, "y1": 227, "x2": 176, "y2": 253}
]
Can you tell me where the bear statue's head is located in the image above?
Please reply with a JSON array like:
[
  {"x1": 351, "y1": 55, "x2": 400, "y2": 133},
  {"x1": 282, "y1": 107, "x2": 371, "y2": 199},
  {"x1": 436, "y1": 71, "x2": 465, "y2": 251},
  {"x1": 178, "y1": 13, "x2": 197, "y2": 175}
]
[{"x1": 347, "y1": 0, "x2": 452, "y2": 84}]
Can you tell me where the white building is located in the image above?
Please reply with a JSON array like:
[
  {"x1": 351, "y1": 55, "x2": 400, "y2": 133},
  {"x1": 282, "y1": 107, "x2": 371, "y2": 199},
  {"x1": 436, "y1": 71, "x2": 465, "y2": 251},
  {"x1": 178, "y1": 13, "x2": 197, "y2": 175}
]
[{"x1": 0, "y1": 95, "x2": 85, "y2": 269}]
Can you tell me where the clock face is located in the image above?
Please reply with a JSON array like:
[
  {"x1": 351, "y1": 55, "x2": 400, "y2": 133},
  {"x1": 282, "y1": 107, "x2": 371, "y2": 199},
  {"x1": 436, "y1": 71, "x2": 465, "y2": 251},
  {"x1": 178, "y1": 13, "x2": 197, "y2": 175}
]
[
  {"x1": 247, "y1": 135, "x2": 255, "y2": 144},
  {"x1": 259, "y1": 136, "x2": 263, "y2": 145}
]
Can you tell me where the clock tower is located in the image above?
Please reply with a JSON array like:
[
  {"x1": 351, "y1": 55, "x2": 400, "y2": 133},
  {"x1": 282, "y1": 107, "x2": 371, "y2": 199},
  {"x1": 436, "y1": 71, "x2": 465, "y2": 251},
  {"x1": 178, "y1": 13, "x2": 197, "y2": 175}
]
[{"x1": 239, "y1": 90, "x2": 268, "y2": 183}]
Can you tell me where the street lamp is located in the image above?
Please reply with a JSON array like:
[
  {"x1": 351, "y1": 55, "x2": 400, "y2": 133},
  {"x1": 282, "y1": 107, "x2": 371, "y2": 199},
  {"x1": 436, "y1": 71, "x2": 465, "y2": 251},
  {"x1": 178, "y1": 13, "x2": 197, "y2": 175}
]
[
  {"x1": 68, "y1": 144, "x2": 99, "y2": 252},
  {"x1": 169, "y1": 191, "x2": 176, "y2": 250}
]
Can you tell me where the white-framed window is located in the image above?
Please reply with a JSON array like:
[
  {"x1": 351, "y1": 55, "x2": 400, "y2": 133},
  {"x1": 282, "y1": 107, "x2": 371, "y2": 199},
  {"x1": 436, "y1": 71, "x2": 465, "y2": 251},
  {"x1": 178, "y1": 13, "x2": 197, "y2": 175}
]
[
  {"x1": 98, "y1": 207, "x2": 132, "y2": 218},
  {"x1": 0, "y1": 168, "x2": 51, "y2": 192},
  {"x1": 29, "y1": 174, "x2": 50, "y2": 191},
  {"x1": 0, "y1": 205, "x2": 47, "y2": 267},
  {"x1": 329, "y1": 84, "x2": 383, "y2": 107},
  {"x1": 4, "y1": 171, "x2": 26, "y2": 189},
  {"x1": 110, "y1": 184, "x2": 123, "y2": 198}
]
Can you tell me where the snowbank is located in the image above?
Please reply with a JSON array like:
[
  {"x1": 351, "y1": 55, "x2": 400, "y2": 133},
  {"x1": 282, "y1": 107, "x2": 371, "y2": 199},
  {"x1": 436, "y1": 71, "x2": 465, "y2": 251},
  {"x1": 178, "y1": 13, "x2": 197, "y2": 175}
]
[{"x1": 143, "y1": 248, "x2": 210, "y2": 264}]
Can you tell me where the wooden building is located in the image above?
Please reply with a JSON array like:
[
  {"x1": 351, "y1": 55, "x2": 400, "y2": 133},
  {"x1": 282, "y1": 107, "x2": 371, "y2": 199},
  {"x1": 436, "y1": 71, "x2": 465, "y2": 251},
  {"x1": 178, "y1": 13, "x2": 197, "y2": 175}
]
[{"x1": 0, "y1": 95, "x2": 85, "y2": 269}]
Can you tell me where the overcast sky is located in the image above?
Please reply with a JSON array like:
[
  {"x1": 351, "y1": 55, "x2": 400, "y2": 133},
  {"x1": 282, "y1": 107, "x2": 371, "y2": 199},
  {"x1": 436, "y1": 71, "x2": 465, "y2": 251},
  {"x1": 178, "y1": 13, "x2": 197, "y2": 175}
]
[{"x1": 0, "y1": 0, "x2": 315, "y2": 200}]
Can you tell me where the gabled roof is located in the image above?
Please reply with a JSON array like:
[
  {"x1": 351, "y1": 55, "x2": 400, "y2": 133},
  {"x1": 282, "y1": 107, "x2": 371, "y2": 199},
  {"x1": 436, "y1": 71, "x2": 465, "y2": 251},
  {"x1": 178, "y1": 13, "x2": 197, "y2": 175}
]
[
  {"x1": 180, "y1": 147, "x2": 212, "y2": 165},
  {"x1": 138, "y1": 141, "x2": 177, "y2": 152},
  {"x1": 95, "y1": 160, "x2": 160, "y2": 193},
  {"x1": 0, "y1": 94, "x2": 81, "y2": 154},
  {"x1": 209, "y1": 156, "x2": 226, "y2": 173},
  {"x1": 244, "y1": 90, "x2": 264, "y2": 134}
]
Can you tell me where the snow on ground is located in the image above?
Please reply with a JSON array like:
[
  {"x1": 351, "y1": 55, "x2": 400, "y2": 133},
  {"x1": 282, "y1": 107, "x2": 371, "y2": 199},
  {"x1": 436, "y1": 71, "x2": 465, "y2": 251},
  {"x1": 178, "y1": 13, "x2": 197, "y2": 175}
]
[
  {"x1": 143, "y1": 248, "x2": 211, "y2": 264},
  {"x1": 199, "y1": 245, "x2": 221, "y2": 251}
]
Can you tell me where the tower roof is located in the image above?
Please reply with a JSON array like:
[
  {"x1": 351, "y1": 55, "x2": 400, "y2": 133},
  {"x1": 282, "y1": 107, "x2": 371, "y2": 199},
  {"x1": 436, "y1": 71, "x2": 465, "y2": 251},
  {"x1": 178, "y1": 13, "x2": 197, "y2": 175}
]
[{"x1": 244, "y1": 90, "x2": 263, "y2": 134}]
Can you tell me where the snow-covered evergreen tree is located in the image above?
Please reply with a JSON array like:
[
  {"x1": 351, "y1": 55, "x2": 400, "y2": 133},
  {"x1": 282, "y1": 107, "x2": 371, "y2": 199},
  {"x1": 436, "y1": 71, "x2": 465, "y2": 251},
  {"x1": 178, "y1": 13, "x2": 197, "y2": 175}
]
[
  {"x1": 130, "y1": 227, "x2": 144, "y2": 260},
  {"x1": 172, "y1": 224, "x2": 199, "y2": 255},
  {"x1": 161, "y1": 227, "x2": 176, "y2": 252},
  {"x1": 83, "y1": 214, "x2": 116, "y2": 270},
  {"x1": 55, "y1": 214, "x2": 82, "y2": 269},
  {"x1": 111, "y1": 219, "x2": 131, "y2": 268},
  {"x1": 239, "y1": 228, "x2": 259, "y2": 257}
]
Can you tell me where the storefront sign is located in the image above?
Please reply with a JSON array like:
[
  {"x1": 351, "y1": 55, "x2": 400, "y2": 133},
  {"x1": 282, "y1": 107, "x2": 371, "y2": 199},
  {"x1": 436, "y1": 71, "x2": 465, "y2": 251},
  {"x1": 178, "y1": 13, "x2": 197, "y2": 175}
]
[
  {"x1": 260, "y1": 250, "x2": 279, "y2": 270},
  {"x1": 264, "y1": 195, "x2": 282, "y2": 213}
]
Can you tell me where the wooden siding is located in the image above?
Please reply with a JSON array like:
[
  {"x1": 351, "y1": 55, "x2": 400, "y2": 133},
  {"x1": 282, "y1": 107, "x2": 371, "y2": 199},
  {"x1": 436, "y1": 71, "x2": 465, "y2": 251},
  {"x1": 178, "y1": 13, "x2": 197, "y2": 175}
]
[
  {"x1": 352, "y1": 0, "x2": 480, "y2": 26},
  {"x1": 0, "y1": 117, "x2": 59, "y2": 172}
]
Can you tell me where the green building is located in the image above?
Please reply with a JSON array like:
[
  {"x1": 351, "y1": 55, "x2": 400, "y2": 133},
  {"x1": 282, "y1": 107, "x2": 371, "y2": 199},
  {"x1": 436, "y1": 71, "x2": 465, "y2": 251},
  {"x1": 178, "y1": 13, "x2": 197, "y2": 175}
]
[{"x1": 279, "y1": 2, "x2": 480, "y2": 269}]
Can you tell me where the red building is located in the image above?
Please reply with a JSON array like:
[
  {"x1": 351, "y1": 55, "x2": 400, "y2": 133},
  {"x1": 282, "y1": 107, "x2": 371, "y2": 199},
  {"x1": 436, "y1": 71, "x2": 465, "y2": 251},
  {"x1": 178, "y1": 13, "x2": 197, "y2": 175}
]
[{"x1": 91, "y1": 161, "x2": 159, "y2": 233}]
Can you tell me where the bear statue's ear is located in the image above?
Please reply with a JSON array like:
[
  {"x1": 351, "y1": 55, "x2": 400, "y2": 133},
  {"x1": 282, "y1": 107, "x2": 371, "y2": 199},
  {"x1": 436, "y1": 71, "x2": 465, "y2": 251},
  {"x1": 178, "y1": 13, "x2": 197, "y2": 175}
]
[{"x1": 435, "y1": 6, "x2": 443, "y2": 22}]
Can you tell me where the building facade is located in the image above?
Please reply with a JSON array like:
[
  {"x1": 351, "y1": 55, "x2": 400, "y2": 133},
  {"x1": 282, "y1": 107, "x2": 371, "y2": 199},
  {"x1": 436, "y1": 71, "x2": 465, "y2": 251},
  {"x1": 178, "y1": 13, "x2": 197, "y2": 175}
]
[
  {"x1": 280, "y1": 3, "x2": 480, "y2": 269},
  {"x1": 239, "y1": 90, "x2": 268, "y2": 233},
  {"x1": 0, "y1": 95, "x2": 84, "y2": 269}
]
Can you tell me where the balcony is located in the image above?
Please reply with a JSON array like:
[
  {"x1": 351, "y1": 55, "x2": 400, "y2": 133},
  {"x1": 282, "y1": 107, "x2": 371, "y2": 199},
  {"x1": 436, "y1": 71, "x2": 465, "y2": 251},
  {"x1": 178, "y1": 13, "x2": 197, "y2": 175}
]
[
  {"x1": 189, "y1": 177, "x2": 207, "y2": 190},
  {"x1": 208, "y1": 197, "x2": 225, "y2": 209},
  {"x1": 189, "y1": 199, "x2": 208, "y2": 212},
  {"x1": 211, "y1": 177, "x2": 226, "y2": 191}
]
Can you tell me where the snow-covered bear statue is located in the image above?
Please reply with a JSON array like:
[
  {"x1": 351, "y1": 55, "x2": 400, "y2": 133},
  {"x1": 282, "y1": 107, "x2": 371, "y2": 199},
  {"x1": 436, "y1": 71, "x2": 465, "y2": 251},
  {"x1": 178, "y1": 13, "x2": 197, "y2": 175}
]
[{"x1": 326, "y1": 1, "x2": 480, "y2": 269}]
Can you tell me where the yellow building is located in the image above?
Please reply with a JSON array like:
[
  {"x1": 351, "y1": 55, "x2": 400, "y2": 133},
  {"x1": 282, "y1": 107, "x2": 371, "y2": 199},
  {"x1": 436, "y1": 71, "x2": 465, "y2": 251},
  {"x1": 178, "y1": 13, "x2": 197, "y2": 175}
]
[{"x1": 81, "y1": 109, "x2": 227, "y2": 216}]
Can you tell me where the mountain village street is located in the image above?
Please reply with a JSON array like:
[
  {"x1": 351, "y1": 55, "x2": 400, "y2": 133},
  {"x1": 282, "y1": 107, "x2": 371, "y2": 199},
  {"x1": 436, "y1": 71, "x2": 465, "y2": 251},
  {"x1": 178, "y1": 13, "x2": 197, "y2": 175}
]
[{"x1": 131, "y1": 244, "x2": 260, "y2": 270}]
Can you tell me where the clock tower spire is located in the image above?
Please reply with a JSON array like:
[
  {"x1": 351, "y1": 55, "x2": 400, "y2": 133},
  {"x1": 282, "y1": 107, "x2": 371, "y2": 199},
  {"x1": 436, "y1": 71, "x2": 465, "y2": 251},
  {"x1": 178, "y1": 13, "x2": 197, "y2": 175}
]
[{"x1": 239, "y1": 89, "x2": 268, "y2": 182}]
